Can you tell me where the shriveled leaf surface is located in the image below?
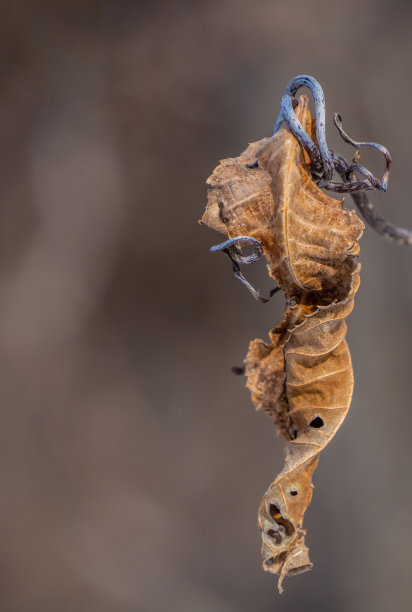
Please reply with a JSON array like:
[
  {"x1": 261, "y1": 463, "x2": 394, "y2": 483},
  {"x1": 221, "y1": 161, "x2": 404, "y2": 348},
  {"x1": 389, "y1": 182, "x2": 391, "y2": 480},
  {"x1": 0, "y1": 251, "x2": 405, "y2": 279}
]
[
  {"x1": 202, "y1": 96, "x2": 363, "y2": 592},
  {"x1": 253, "y1": 272, "x2": 359, "y2": 592},
  {"x1": 202, "y1": 95, "x2": 363, "y2": 307}
]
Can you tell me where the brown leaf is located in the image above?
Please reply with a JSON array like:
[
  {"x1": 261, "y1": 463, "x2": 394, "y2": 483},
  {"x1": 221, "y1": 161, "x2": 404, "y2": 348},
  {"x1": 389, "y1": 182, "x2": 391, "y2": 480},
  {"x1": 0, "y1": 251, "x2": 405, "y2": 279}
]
[
  {"x1": 201, "y1": 96, "x2": 363, "y2": 592},
  {"x1": 254, "y1": 276, "x2": 358, "y2": 590},
  {"x1": 201, "y1": 95, "x2": 364, "y2": 307},
  {"x1": 245, "y1": 333, "x2": 289, "y2": 439}
]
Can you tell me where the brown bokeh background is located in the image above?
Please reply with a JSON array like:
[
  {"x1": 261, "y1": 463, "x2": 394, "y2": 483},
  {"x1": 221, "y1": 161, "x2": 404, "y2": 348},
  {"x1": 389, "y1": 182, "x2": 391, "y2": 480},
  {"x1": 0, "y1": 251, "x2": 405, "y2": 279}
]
[{"x1": 1, "y1": 1, "x2": 411, "y2": 611}]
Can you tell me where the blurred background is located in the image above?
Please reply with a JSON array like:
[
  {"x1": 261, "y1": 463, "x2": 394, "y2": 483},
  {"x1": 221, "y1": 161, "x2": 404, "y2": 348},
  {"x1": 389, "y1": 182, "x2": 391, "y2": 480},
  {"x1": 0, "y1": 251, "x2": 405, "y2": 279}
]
[{"x1": 0, "y1": 1, "x2": 411, "y2": 610}]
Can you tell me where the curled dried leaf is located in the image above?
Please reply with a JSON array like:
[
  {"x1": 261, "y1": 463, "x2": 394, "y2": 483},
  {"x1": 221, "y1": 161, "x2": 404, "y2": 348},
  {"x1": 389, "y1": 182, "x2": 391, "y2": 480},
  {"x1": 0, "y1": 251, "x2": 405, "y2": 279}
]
[
  {"x1": 250, "y1": 277, "x2": 358, "y2": 589},
  {"x1": 201, "y1": 96, "x2": 363, "y2": 592},
  {"x1": 202, "y1": 96, "x2": 364, "y2": 308}
]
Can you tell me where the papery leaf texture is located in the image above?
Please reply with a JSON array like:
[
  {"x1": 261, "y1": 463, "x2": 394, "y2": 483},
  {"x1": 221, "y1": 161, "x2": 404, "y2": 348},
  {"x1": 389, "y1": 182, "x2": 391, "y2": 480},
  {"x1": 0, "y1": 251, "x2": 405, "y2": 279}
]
[{"x1": 201, "y1": 95, "x2": 364, "y2": 592}]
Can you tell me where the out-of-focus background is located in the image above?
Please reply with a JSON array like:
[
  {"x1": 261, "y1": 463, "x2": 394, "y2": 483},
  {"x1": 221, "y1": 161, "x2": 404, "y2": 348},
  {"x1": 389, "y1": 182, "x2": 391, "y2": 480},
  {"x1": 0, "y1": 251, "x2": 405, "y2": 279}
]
[{"x1": 1, "y1": 1, "x2": 411, "y2": 611}]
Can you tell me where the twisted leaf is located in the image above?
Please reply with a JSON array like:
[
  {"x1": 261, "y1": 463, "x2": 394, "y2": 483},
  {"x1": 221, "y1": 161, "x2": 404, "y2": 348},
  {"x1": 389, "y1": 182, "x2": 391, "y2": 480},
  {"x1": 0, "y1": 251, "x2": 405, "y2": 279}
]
[{"x1": 201, "y1": 96, "x2": 363, "y2": 591}]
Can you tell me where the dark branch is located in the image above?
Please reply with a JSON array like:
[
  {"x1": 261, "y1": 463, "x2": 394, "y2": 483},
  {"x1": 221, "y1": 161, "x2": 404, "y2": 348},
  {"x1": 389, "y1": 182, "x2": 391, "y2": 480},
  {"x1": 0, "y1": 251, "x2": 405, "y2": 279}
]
[
  {"x1": 333, "y1": 155, "x2": 412, "y2": 246},
  {"x1": 210, "y1": 236, "x2": 279, "y2": 303},
  {"x1": 317, "y1": 113, "x2": 391, "y2": 193},
  {"x1": 273, "y1": 75, "x2": 334, "y2": 183},
  {"x1": 273, "y1": 75, "x2": 412, "y2": 245}
]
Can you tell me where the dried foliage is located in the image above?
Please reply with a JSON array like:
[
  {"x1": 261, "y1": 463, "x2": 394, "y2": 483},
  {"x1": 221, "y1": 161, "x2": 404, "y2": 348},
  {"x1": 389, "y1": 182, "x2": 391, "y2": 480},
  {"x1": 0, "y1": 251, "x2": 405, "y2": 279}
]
[{"x1": 201, "y1": 96, "x2": 364, "y2": 592}]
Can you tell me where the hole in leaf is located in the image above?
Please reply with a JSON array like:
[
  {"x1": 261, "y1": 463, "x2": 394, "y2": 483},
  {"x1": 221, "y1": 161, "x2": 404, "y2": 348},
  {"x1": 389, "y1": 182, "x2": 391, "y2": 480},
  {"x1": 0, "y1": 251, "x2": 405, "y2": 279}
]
[
  {"x1": 269, "y1": 504, "x2": 281, "y2": 519},
  {"x1": 290, "y1": 490, "x2": 298, "y2": 496},
  {"x1": 244, "y1": 160, "x2": 259, "y2": 169},
  {"x1": 309, "y1": 416, "x2": 324, "y2": 428},
  {"x1": 267, "y1": 529, "x2": 281, "y2": 544},
  {"x1": 269, "y1": 504, "x2": 294, "y2": 537}
]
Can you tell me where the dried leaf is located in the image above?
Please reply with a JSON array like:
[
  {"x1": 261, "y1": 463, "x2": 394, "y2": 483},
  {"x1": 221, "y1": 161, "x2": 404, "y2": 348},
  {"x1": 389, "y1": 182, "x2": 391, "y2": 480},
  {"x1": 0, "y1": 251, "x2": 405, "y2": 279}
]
[
  {"x1": 253, "y1": 274, "x2": 359, "y2": 592},
  {"x1": 201, "y1": 96, "x2": 364, "y2": 591},
  {"x1": 202, "y1": 95, "x2": 363, "y2": 307}
]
